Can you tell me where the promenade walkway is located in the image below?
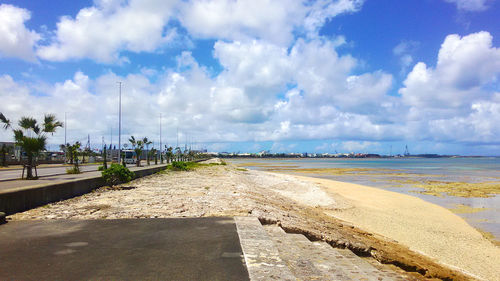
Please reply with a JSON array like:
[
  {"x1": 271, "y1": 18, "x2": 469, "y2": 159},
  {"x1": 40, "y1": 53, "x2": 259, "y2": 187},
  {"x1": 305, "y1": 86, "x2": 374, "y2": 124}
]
[
  {"x1": 0, "y1": 164, "x2": 168, "y2": 215},
  {"x1": 0, "y1": 163, "x2": 166, "y2": 191}
]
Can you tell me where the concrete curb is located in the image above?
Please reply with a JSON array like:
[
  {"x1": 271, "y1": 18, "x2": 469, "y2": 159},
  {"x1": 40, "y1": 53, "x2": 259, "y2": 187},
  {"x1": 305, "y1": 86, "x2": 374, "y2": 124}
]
[{"x1": 0, "y1": 165, "x2": 167, "y2": 215}]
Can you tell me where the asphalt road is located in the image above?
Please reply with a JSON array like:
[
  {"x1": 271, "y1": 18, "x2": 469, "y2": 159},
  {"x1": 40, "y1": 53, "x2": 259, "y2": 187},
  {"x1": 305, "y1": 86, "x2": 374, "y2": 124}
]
[
  {"x1": 0, "y1": 218, "x2": 249, "y2": 280},
  {"x1": 0, "y1": 164, "x2": 99, "y2": 181}
]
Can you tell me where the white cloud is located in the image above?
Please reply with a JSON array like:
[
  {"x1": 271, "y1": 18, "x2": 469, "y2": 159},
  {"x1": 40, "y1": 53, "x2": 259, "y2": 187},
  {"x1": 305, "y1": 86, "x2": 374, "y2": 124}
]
[
  {"x1": 393, "y1": 40, "x2": 419, "y2": 74},
  {"x1": 0, "y1": 4, "x2": 40, "y2": 61},
  {"x1": 444, "y1": 0, "x2": 490, "y2": 11},
  {"x1": 399, "y1": 31, "x2": 500, "y2": 142},
  {"x1": 303, "y1": 0, "x2": 364, "y2": 35},
  {"x1": 36, "y1": 0, "x2": 179, "y2": 63},
  {"x1": 31, "y1": 0, "x2": 366, "y2": 63},
  {"x1": 179, "y1": 0, "x2": 304, "y2": 46},
  {"x1": 1, "y1": 34, "x2": 398, "y2": 147},
  {"x1": 340, "y1": 141, "x2": 379, "y2": 152},
  {"x1": 179, "y1": 0, "x2": 364, "y2": 46}
]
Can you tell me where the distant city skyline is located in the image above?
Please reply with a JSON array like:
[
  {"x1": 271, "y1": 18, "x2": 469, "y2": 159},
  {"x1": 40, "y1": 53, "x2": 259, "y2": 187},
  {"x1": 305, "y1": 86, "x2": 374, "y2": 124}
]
[{"x1": 1, "y1": 0, "x2": 499, "y2": 156}]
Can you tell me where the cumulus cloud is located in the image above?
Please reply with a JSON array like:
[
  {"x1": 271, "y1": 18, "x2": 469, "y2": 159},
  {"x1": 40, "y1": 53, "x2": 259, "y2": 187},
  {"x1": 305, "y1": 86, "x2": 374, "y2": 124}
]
[
  {"x1": 4, "y1": 1, "x2": 499, "y2": 152},
  {"x1": 30, "y1": 0, "x2": 365, "y2": 62},
  {"x1": 36, "y1": 0, "x2": 179, "y2": 63},
  {"x1": 1, "y1": 34, "x2": 398, "y2": 146},
  {"x1": 179, "y1": 0, "x2": 364, "y2": 46},
  {"x1": 399, "y1": 31, "x2": 500, "y2": 142},
  {"x1": 444, "y1": 0, "x2": 490, "y2": 11},
  {"x1": 0, "y1": 4, "x2": 40, "y2": 61}
]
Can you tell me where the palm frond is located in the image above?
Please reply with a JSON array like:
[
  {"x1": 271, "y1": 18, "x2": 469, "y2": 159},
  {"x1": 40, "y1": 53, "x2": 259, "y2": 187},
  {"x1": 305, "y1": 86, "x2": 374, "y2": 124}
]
[
  {"x1": 33, "y1": 125, "x2": 40, "y2": 135},
  {"x1": 13, "y1": 129, "x2": 24, "y2": 143},
  {"x1": 129, "y1": 136, "x2": 136, "y2": 146},
  {"x1": 19, "y1": 117, "x2": 37, "y2": 130},
  {"x1": 44, "y1": 114, "x2": 56, "y2": 124},
  {"x1": 0, "y1": 113, "x2": 11, "y2": 129},
  {"x1": 43, "y1": 114, "x2": 63, "y2": 134},
  {"x1": 20, "y1": 136, "x2": 47, "y2": 155}
]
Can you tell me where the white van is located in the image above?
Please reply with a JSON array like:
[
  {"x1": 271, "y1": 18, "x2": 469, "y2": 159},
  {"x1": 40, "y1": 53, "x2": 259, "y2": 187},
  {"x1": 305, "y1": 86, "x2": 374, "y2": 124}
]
[{"x1": 123, "y1": 150, "x2": 137, "y2": 164}]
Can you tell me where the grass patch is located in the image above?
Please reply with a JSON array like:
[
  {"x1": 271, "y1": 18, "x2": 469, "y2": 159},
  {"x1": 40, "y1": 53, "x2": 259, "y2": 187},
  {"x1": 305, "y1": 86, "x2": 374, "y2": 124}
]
[
  {"x1": 166, "y1": 161, "x2": 225, "y2": 171},
  {"x1": 236, "y1": 168, "x2": 248, "y2": 171}
]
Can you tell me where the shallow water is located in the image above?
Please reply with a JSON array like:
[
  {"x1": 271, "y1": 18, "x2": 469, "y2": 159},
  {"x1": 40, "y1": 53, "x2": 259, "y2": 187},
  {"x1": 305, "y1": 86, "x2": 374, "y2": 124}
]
[{"x1": 229, "y1": 157, "x2": 500, "y2": 241}]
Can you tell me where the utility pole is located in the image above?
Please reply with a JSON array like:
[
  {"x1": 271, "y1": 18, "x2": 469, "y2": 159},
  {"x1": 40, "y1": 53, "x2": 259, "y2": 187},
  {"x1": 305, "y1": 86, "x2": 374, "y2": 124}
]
[
  {"x1": 117, "y1": 81, "x2": 122, "y2": 164},
  {"x1": 176, "y1": 127, "x2": 179, "y2": 148},
  {"x1": 64, "y1": 112, "x2": 67, "y2": 163},
  {"x1": 159, "y1": 113, "x2": 162, "y2": 162},
  {"x1": 64, "y1": 112, "x2": 67, "y2": 145}
]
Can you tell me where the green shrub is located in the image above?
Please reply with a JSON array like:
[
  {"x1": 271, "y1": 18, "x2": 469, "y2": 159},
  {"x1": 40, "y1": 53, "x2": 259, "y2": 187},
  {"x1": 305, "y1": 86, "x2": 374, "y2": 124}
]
[
  {"x1": 172, "y1": 161, "x2": 188, "y2": 171},
  {"x1": 101, "y1": 163, "x2": 135, "y2": 187},
  {"x1": 97, "y1": 165, "x2": 104, "y2": 171},
  {"x1": 66, "y1": 167, "x2": 81, "y2": 174}
]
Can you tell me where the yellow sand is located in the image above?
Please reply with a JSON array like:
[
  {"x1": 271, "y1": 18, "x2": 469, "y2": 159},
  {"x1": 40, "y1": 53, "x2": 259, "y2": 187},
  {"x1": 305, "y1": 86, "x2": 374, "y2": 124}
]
[{"x1": 295, "y1": 175, "x2": 500, "y2": 281}]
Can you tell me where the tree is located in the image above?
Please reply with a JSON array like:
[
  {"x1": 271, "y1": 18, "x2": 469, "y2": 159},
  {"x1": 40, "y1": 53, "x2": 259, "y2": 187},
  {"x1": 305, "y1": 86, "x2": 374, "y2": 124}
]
[
  {"x1": 143, "y1": 137, "x2": 152, "y2": 165},
  {"x1": 0, "y1": 113, "x2": 62, "y2": 179},
  {"x1": 59, "y1": 144, "x2": 69, "y2": 163},
  {"x1": 175, "y1": 147, "x2": 182, "y2": 161},
  {"x1": 129, "y1": 136, "x2": 145, "y2": 167},
  {"x1": 149, "y1": 148, "x2": 158, "y2": 165},
  {"x1": 66, "y1": 142, "x2": 81, "y2": 173},
  {"x1": 166, "y1": 146, "x2": 173, "y2": 163},
  {"x1": 1, "y1": 143, "x2": 13, "y2": 167}
]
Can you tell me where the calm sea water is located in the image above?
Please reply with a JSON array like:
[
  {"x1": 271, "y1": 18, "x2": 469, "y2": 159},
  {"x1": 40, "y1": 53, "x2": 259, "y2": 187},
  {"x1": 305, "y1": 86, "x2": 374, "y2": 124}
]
[{"x1": 229, "y1": 157, "x2": 500, "y2": 241}]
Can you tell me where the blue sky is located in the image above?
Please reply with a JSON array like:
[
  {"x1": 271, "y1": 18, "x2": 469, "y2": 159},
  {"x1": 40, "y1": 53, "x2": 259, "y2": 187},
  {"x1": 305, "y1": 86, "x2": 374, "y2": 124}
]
[{"x1": 0, "y1": 0, "x2": 499, "y2": 155}]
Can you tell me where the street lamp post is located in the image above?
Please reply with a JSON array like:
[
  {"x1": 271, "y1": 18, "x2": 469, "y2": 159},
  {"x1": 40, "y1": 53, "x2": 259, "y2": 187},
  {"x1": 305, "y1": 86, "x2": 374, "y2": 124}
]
[
  {"x1": 117, "y1": 82, "x2": 122, "y2": 164},
  {"x1": 159, "y1": 113, "x2": 162, "y2": 164}
]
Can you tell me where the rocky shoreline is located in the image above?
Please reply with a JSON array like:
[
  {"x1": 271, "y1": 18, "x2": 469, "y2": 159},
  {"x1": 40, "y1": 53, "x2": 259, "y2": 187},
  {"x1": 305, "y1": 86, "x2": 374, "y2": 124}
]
[{"x1": 9, "y1": 160, "x2": 498, "y2": 280}]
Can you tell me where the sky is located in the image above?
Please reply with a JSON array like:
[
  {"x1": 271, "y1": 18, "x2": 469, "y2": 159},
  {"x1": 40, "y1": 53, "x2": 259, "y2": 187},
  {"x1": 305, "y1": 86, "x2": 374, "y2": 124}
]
[{"x1": 0, "y1": 0, "x2": 499, "y2": 156}]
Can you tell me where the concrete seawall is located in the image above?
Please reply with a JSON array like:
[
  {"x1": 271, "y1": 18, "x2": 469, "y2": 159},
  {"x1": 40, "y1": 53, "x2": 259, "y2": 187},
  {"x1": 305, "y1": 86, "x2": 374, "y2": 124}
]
[{"x1": 0, "y1": 165, "x2": 167, "y2": 215}]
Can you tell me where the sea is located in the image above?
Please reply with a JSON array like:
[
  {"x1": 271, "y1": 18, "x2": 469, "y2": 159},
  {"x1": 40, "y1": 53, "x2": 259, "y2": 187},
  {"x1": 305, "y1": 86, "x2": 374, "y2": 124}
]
[{"x1": 228, "y1": 157, "x2": 500, "y2": 242}]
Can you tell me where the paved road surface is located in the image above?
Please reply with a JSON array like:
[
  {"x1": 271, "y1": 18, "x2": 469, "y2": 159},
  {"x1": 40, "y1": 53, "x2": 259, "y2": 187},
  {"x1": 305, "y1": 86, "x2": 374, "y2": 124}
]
[
  {"x1": 0, "y1": 164, "x2": 99, "y2": 181},
  {"x1": 0, "y1": 218, "x2": 249, "y2": 280}
]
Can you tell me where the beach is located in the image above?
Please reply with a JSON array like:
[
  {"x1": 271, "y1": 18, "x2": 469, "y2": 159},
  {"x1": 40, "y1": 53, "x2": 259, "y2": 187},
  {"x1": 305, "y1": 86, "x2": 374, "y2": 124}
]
[{"x1": 9, "y1": 160, "x2": 500, "y2": 280}]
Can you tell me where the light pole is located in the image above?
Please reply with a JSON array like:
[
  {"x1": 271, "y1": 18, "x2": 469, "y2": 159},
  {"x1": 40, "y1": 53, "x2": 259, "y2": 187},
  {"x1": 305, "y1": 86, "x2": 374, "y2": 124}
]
[
  {"x1": 64, "y1": 112, "x2": 67, "y2": 145},
  {"x1": 64, "y1": 112, "x2": 67, "y2": 163},
  {"x1": 117, "y1": 82, "x2": 122, "y2": 164},
  {"x1": 159, "y1": 113, "x2": 162, "y2": 164}
]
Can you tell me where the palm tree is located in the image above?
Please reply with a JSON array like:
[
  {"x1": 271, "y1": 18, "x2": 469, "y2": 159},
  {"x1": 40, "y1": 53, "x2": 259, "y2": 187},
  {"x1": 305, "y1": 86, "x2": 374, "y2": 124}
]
[
  {"x1": 143, "y1": 137, "x2": 152, "y2": 165},
  {"x1": 129, "y1": 136, "x2": 145, "y2": 167},
  {"x1": 149, "y1": 148, "x2": 158, "y2": 165},
  {"x1": 0, "y1": 113, "x2": 63, "y2": 179},
  {"x1": 166, "y1": 146, "x2": 173, "y2": 163},
  {"x1": 66, "y1": 142, "x2": 81, "y2": 172}
]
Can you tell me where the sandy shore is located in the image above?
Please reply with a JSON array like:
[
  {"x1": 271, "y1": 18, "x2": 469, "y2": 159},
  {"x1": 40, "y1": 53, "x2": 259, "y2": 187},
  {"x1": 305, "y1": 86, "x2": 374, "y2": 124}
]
[
  {"x1": 294, "y1": 176, "x2": 500, "y2": 281},
  {"x1": 8, "y1": 161, "x2": 500, "y2": 280}
]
